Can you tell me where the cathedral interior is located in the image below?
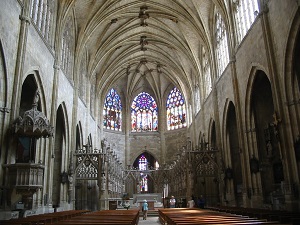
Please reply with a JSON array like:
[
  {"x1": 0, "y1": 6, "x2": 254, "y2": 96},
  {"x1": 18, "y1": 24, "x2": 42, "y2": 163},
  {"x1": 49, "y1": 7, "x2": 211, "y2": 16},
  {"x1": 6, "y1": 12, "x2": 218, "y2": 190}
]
[{"x1": 0, "y1": 0, "x2": 300, "y2": 220}]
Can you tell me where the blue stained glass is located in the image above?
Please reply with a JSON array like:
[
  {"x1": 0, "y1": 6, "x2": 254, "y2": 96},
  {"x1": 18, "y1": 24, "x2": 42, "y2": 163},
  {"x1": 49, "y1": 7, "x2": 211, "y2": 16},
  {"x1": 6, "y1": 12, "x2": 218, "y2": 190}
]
[
  {"x1": 166, "y1": 87, "x2": 186, "y2": 130},
  {"x1": 131, "y1": 92, "x2": 158, "y2": 132},
  {"x1": 139, "y1": 155, "x2": 148, "y2": 192},
  {"x1": 103, "y1": 88, "x2": 122, "y2": 131}
]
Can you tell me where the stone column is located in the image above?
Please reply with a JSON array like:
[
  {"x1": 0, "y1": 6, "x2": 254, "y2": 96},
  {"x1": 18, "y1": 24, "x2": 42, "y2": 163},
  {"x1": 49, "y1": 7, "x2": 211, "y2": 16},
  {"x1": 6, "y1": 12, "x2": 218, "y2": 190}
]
[{"x1": 10, "y1": 0, "x2": 32, "y2": 120}]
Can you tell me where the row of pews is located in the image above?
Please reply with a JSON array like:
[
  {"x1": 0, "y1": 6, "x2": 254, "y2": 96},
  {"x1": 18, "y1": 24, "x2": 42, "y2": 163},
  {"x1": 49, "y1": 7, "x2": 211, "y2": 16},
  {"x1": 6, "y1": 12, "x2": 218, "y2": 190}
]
[
  {"x1": 158, "y1": 208, "x2": 294, "y2": 225},
  {"x1": 207, "y1": 205, "x2": 300, "y2": 225},
  {"x1": 1, "y1": 210, "x2": 90, "y2": 225},
  {"x1": 1, "y1": 209, "x2": 140, "y2": 225}
]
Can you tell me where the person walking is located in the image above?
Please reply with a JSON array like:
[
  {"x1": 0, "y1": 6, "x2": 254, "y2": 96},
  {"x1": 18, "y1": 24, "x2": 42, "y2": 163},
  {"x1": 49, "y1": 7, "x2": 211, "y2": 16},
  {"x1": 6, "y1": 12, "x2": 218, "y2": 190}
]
[{"x1": 142, "y1": 199, "x2": 148, "y2": 220}]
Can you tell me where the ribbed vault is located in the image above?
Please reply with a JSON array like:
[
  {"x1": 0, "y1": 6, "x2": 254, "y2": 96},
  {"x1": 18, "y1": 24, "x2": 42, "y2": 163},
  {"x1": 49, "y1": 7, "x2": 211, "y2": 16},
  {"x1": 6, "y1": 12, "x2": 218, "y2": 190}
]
[{"x1": 66, "y1": 0, "x2": 223, "y2": 106}]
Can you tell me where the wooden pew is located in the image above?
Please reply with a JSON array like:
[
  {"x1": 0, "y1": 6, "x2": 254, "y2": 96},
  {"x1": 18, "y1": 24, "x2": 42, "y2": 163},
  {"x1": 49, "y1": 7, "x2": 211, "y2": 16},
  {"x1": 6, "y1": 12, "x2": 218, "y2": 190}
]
[
  {"x1": 207, "y1": 205, "x2": 300, "y2": 224},
  {"x1": 158, "y1": 208, "x2": 289, "y2": 225},
  {"x1": 0, "y1": 210, "x2": 90, "y2": 225},
  {"x1": 53, "y1": 209, "x2": 140, "y2": 225}
]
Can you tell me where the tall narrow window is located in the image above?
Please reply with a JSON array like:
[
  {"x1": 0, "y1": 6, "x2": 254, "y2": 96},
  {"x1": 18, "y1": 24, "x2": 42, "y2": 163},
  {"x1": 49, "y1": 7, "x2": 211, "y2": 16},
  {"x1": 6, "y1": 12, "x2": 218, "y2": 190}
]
[
  {"x1": 139, "y1": 155, "x2": 148, "y2": 192},
  {"x1": 202, "y1": 46, "x2": 212, "y2": 99},
  {"x1": 103, "y1": 88, "x2": 122, "y2": 131},
  {"x1": 215, "y1": 12, "x2": 229, "y2": 77},
  {"x1": 195, "y1": 85, "x2": 200, "y2": 114},
  {"x1": 30, "y1": 0, "x2": 55, "y2": 46},
  {"x1": 233, "y1": 0, "x2": 259, "y2": 44},
  {"x1": 61, "y1": 16, "x2": 75, "y2": 82},
  {"x1": 166, "y1": 87, "x2": 186, "y2": 130},
  {"x1": 131, "y1": 92, "x2": 158, "y2": 132}
]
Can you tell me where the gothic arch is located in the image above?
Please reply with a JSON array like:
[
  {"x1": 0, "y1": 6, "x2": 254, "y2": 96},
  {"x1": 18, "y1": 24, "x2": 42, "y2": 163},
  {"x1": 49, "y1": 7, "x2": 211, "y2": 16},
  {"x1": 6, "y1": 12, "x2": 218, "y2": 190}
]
[
  {"x1": 245, "y1": 66, "x2": 270, "y2": 133},
  {"x1": 52, "y1": 102, "x2": 70, "y2": 208},
  {"x1": 56, "y1": 102, "x2": 70, "y2": 148},
  {"x1": 13, "y1": 74, "x2": 50, "y2": 165},
  {"x1": 22, "y1": 69, "x2": 47, "y2": 115},
  {"x1": 283, "y1": 8, "x2": 300, "y2": 139},
  {"x1": 245, "y1": 68, "x2": 283, "y2": 205},
  {"x1": 221, "y1": 98, "x2": 231, "y2": 163},
  {"x1": 223, "y1": 99, "x2": 243, "y2": 206},
  {"x1": 132, "y1": 150, "x2": 159, "y2": 167}
]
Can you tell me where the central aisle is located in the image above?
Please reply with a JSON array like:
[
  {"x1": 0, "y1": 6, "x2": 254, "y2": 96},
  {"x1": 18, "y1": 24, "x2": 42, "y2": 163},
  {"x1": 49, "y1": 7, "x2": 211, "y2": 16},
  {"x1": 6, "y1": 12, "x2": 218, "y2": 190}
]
[{"x1": 139, "y1": 216, "x2": 160, "y2": 225}]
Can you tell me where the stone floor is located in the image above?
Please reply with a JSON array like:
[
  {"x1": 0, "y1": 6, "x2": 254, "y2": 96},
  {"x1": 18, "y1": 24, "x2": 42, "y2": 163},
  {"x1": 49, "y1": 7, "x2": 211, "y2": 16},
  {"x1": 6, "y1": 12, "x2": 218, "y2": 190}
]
[{"x1": 139, "y1": 216, "x2": 160, "y2": 224}]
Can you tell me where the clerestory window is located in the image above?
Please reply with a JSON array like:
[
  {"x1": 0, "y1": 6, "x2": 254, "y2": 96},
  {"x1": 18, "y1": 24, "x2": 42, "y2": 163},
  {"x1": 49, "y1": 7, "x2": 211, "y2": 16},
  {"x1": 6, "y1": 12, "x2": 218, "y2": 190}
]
[
  {"x1": 166, "y1": 87, "x2": 186, "y2": 130},
  {"x1": 103, "y1": 88, "x2": 122, "y2": 131},
  {"x1": 215, "y1": 12, "x2": 230, "y2": 77},
  {"x1": 202, "y1": 46, "x2": 212, "y2": 99},
  {"x1": 30, "y1": 0, "x2": 56, "y2": 46},
  {"x1": 233, "y1": 0, "x2": 259, "y2": 44}
]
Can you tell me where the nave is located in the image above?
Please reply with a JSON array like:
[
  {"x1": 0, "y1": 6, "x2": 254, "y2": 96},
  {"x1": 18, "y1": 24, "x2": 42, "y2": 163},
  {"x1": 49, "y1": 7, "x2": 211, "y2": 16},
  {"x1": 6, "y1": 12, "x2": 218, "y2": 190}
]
[{"x1": 0, "y1": 0, "x2": 300, "y2": 221}]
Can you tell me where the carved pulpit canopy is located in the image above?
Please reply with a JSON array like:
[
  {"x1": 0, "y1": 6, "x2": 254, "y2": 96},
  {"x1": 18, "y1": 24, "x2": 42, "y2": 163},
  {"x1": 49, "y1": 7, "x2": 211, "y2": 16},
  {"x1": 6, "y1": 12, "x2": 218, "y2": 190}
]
[{"x1": 12, "y1": 90, "x2": 53, "y2": 138}]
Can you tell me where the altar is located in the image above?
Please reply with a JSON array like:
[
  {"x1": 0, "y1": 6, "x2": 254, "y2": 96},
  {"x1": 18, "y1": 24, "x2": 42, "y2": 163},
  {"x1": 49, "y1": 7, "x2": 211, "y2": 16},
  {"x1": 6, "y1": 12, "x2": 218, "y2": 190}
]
[{"x1": 133, "y1": 193, "x2": 162, "y2": 210}]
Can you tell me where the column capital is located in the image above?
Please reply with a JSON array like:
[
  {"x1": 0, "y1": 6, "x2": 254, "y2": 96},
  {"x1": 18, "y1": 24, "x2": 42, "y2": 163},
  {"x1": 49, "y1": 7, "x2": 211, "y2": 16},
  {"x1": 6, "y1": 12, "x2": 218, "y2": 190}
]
[
  {"x1": 19, "y1": 15, "x2": 31, "y2": 24},
  {"x1": 53, "y1": 63, "x2": 60, "y2": 70}
]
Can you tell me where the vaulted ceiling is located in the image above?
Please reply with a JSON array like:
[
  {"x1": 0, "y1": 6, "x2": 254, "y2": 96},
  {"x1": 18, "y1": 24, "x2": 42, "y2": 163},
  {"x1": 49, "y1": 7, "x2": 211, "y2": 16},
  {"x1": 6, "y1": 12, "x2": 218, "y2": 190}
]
[{"x1": 64, "y1": 0, "x2": 227, "y2": 104}]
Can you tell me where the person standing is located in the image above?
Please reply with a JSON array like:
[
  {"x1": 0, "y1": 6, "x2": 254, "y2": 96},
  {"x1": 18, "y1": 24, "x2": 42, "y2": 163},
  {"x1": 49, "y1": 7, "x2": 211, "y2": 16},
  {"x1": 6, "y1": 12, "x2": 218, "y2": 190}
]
[
  {"x1": 169, "y1": 196, "x2": 176, "y2": 208},
  {"x1": 188, "y1": 197, "x2": 195, "y2": 208},
  {"x1": 142, "y1": 199, "x2": 148, "y2": 220},
  {"x1": 198, "y1": 195, "x2": 205, "y2": 209}
]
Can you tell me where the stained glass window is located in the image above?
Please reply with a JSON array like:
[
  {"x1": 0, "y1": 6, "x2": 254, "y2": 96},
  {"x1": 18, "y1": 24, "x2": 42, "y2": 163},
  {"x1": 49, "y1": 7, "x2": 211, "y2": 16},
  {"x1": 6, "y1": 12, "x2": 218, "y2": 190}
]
[
  {"x1": 103, "y1": 88, "x2": 122, "y2": 131},
  {"x1": 166, "y1": 87, "x2": 186, "y2": 130},
  {"x1": 139, "y1": 155, "x2": 148, "y2": 192},
  {"x1": 131, "y1": 92, "x2": 158, "y2": 132}
]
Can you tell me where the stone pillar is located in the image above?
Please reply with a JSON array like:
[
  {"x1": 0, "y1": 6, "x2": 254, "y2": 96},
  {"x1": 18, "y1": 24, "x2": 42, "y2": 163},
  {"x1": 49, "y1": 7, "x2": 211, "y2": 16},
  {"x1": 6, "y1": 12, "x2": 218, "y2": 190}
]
[{"x1": 10, "y1": 0, "x2": 32, "y2": 120}]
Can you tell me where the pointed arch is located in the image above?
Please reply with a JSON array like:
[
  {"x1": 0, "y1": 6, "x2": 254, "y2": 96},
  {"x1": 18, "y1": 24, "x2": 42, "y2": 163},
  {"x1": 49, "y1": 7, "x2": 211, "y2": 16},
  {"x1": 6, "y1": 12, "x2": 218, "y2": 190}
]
[
  {"x1": 132, "y1": 151, "x2": 159, "y2": 193},
  {"x1": 52, "y1": 103, "x2": 68, "y2": 207},
  {"x1": 245, "y1": 68, "x2": 283, "y2": 205},
  {"x1": 225, "y1": 100, "x2": 243, "y2": 206},
  {"x1": 16, "y1": 75, "x2": 40, "y2": 163},
  {"x1": 22, "y1": 69, "x2": 47, "y2": 115},
  {"x1": 208, "y1": 119, "x2": 217, "y2": 149},
  {"x1": 283, "y1": 9, "x2": 300, "y2": 141}
]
